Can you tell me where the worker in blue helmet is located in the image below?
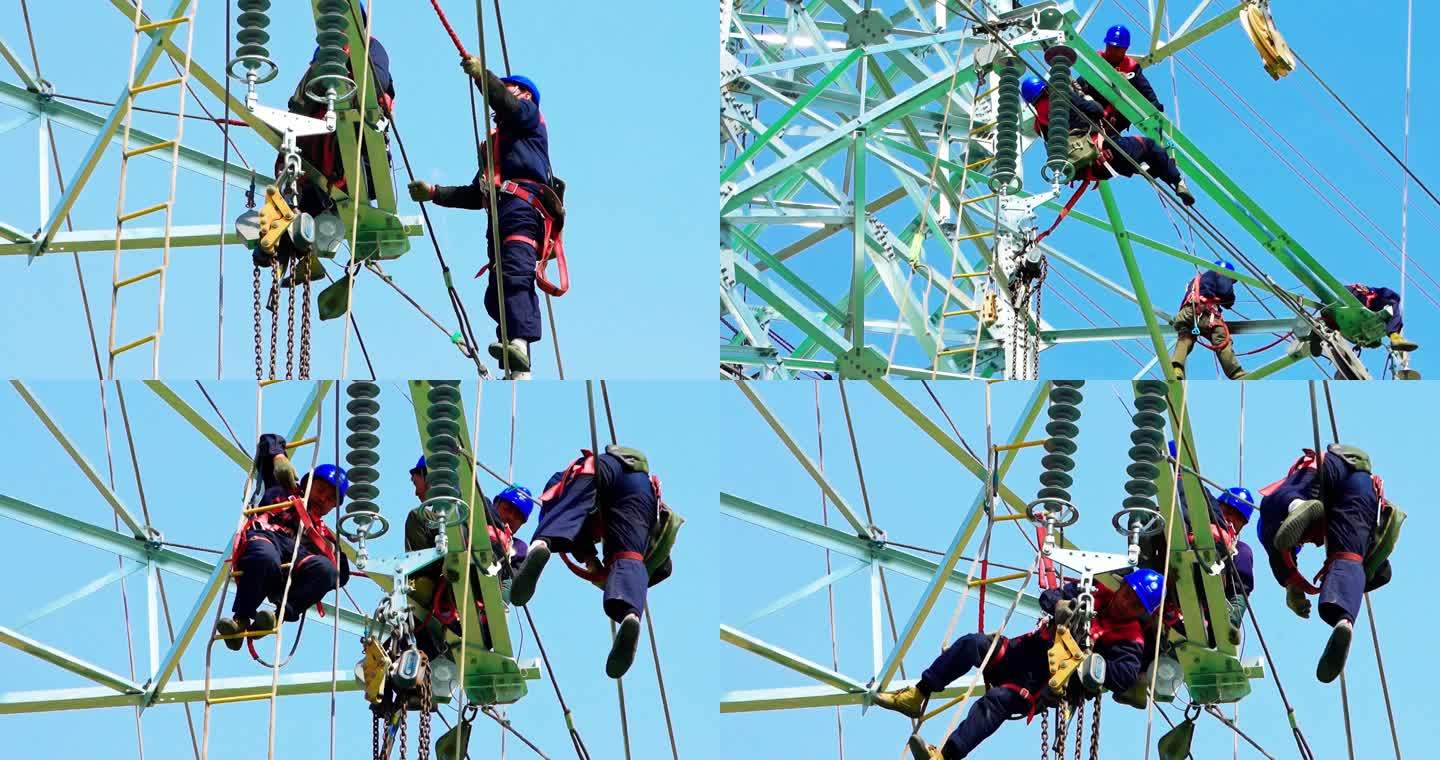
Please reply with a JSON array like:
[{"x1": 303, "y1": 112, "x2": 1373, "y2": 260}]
[
  {"x1": 1341, "y1": 283, "x2": 1418, "y2": 354},
  {"x1": 879, "y1": 569, "x2": 1157, "y2": 759},
  {"x1": 408, "y1": 60, "x2": 558, "y2": 379},
  {"x1": 1256, "y1": 444, "x2": 1396, "y2": 682},
  {"x1": 508, "y1": 445, "x2": 677, "y2": 679},
  {"x1": 1170, "y1": 260, "x2": 1245, "y2": 381},
  {"x1": 216, "y1": 434, "x2": 351, "y2": 651},
  {"x1": 1072, "y1": 24, "x2": 1164, "y2": 136},
  {"x1": 1028, "y1": 63, "x2": 1194, "y2": 208}
]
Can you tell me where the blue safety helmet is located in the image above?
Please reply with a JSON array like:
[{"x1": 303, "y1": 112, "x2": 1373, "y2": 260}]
[
  {"x1": 1214, "y1": 259, "x2": 1235, "y2": 272},
  {"x1": 1218, "y1": 486, "x2": 1256, "y2": 523},
  {"x1": 495, "y1": 485, "x2": 538, "y2": 522},
  {"x1": 307, "y1": 464, "x2": 350, "y2": 501},
  {"x1": 410, "y1": 455, "x2": 427, "y2": 475},
  {"x1": 1167, "y1": 440, "x2": 1177, "y2": 458},
  {"x1": 1021, "y1": 75, "x2": 1047, "y2": 104},
  {"x1": 1104, "y1": 24, "x2": 1131, "y2": 49},
  {"x1": 501, "y1": 75, "x2": 540, "y2": 107},
  {"x1": 1123, "y1": 568, "x2": 1165, "y2": 616}
]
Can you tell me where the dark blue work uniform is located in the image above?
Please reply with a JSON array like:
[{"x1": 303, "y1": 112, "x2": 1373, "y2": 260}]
[
  {"x1": 232, "y1": 435, "x2": 349, "y2": 623},
  {"x1": 918, "y1": 584, "x2": 1143, "y2": 759},
  {"x1": 430, "y1": 72, "x2": 551, "y2": 344},
  {"x1": 1258, "y1": 451, "x2": 1390, "y2": 625},
  {"x1": 1349, "y1": 284, "x2": 1404, "y2": 334},
  {"x1": 533, "y1": 451, "x2": 659, "y2": 622},
  {"x1": 1033, "y1": 90, "x2": 1181, "y2": 186},
  {"x1": 1191, "y1": 271, "x2": 1237, "y2": 308}
]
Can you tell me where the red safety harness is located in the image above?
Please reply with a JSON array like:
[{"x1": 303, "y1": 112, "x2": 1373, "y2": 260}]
[
  {"x1": 419, "y1": 521, "x2": 520, "y2": 628},
  {"x1": 541, "y1": 450, "x2": 663, "y2": 584},
  {"x1": 228, "y1": 496, "x2": 339, "y2": 616},
  {"x1": 474, "y1": 123, "x2": 570, "y2": 296},
  {"x1": 1257, "y1": 449, "x2": 1385, "y2": 594},
  {"x1": 1180, "y1": 274, "x2": 1233, "y2": 351}
]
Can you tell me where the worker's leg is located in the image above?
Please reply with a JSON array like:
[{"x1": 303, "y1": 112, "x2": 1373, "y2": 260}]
[
  {"x1": 919, "y1": 632, "x2": 994, "y2": 694},
  {"x1": 1109, "y1": 136, "x2": 1182, "y2": 187},
  {"x1": 281, "y1": 550, "x2": 338, "y2": 622},
  {"x1": 1204, "y1": 317, "x2": 1245, "y2": 379},
  {"x1": 1170, "y1": 306, "x2": 1198, "y2": 380},
  {"x1": 1316, "y1": 455, "x2": 1378, "y2": 626},
  {"x1": 599, "y1": 465, "x2": 659, "y2": 624},
  {"x1": 483, "y1": 199, "x2": 543, "y2": 344},
  {"x1": 509, "y1": 466, "x2": 600, "y2": 606},
  {"x1": 942, "y1": 687, "x2": 1029, "y2": 759},
  {"x1": 231, "y1": 531, "x2": 283, "y2": 619}
]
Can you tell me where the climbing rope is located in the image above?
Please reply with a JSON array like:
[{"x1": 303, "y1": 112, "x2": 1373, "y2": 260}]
[
  {"x1": 336, "y1": 0, "x2": 379, "y2": 379},
  {"x1": 812, "y1": 380, "x2": 848, "y2": 759},
  {"x1": 1139, "y1": 379, "x2": 1187, "y2": 760}
]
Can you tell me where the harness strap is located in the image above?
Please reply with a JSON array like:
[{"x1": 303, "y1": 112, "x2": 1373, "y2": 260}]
[
  {"x1": 476, "y1": 179, "x2": 569, "y2": 296},
  {"x1": 1033, "y1": 180, "x2": 1092, "y2": 247}
]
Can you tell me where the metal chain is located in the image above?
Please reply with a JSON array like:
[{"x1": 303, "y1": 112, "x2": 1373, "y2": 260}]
[
  {"x1": 284, "y1": 263, "x2": 296, "y2": 380},
  {"x1": 1031, "y1": 258, "x2": 1047, "y2": 380},
  {"x1": 1054, "y1": 707, "x2": 1067, "y2": 758},
  {"x1": 373, "y1": 713, "x2": 382, "y2": 760},
  {"x1": 1073, "y1": 700, "x2": 1084, "y2": 760},
  {"x1": 300, "y1": 277, "x2": 312, "y2": 378},
  {"x1": 1041, "y1": 709, "x2": 1050, "y2": 759},
  {"x1": 1089, "y1": 697, "x2": 1101, "y2": 760},
  {"x1": 267, "y1": 263, "x2": 280, "y2": 378},
  {"x1": 418, "y1": 678, "x2": 433, "y2": 760},
  {"x1": 399, "y1": 712, "x2": 408, "y2": 760},
  {"x1": 253, "y1": 265, "x2": 263, "y2": 380}
]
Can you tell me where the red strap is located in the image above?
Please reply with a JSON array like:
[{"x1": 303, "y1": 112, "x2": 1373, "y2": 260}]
[
  {"x1": 1033, "y1": 180, "x2": 1091, "y2": 247},
  {"x1": 473, "y1": 183, "x2": 570, "y2": 296},
  {"x1": 504, "y1": 234, "x2": 538, "y2": 247}
]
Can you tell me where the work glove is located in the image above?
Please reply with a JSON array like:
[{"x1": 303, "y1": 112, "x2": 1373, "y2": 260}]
[
  {"x1": 272, "y1": 453, "x2": 299, "y2": 492},
  {"x1": 1035, "y1": 685, "x2": 1064, "y2": 710},
  {"x1": 407, "y1": 180, "x2": 434, "y2": 203},
  {"x1": 1051, "y1": 598, "x2": 1076, "y2": 627},
  {"x1": 1285, "y1": 584, "x2": 1311, "y2": 619},
  {"x1": 461, "y1": 55, "x2": 486, "y2": 81}
]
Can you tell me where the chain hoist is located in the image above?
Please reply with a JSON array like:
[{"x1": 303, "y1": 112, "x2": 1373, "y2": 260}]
[
  {"x1": 1088, "y1": 697, "x2": 1101, "y2": 760},
  {"x1": 285, "y1": 276, "x2": 297, "y2": 379},
  {"x1": 1040, "y1": 709, "x2": 1050, "y2": 758},
  {"x1": 253, "y1": 265, "x2": 264, "y2": 380},
  {"x1": 267, "y1": 263, "x2": 281, "y2": 378},
  {"x1": 1072, "y1": 701, "x2": 1084, "y2": 760},
  {"x1": 300, "y1": 277, "x2": 313, "y2": 377},
  {"x1": 1053, "y1": 707, "x2": 1067, "y2": 758}
]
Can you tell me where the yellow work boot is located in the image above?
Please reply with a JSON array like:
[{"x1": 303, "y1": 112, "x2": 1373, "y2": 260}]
[
  {"x1": 1389, "y1": 332, "x2": 1419, "y2": 352},
  {"x1": 907, "y1": 735, "x2": 944, "y2": 760},
  {"x1": 873, "y1": 684, "x2": 929, "y2": 719}
]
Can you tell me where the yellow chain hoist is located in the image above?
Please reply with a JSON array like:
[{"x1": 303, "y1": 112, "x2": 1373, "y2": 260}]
[{"x1": 1240, "y1": 1, "x2": 1295, "y2": 80}]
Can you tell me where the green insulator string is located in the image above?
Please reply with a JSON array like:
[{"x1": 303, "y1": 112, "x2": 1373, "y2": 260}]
[
  {"x1": 339, "y1": 381, "x2": 388, "y2": 566},
  {"x1": 1042, "y1": 46, "x2": 1077, "y2": 184},
  {"x1": 1037, "y1": 381, "x2": 1084, "y2": 505},
  {"x1": 305, "y1": 0, "x2": 357, "y2": 103},
  {"x1": 422, "y1": 381, "x2": 470, "y2": 549},
  {"x1": 1124, "y1": 380, "x2": 1171, "y2": 513},
  {"x1": 227, "y1": 0, "x2": 278, "y2": 84},
  {"x1": 988, "y1": 55, "x2": 1023, "y2": 194}
]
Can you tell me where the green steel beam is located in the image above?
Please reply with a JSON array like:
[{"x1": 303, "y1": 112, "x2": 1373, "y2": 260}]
[
  {"x1": 0, "y1": 493, "x2": 369, "y2": 636},
  {"x1": 142, "y1": 382, "x2": 250, "y2": 469},
  {"x1": 743, "y1": 562, "x2": 867, "y2": 624},
  {"x1": 721, "y1": 625, "x2": 866, "y2": 694},
  {"x1": 720, "y1": 493, "x2": 1041, "y2": 617},
  {"x1": 0, "y1": 219, "x2": 422, "y2": 257},
  {"x1": 0, "y1": 670, "x2": 362, "y2": 714},
  {"x1": 733, "y1": 380, "x2": 871, "y2": 536},
  {"x1": 1142, "y1": 4, "x2": 1243, "y2": 67},
  {"x1": 0, "y1": 80, "x2": 267, "y2": 193},
  {"x1": 1100, "y1": 182, "x2": 1176, "y2": 382},
  {"x1": 875, "y1": 382, "x2": 1050, "y2": 690},
  {"x1": 0, "y1": 624, "x2": 143, "y2": 695},
  {"x1": 10, "y1": 561, "x2": 145, "y2": 630},
  {"x1": 11, "y1": 381, "x2": 148, "y2": 539},
  {"x1": 35, "y1": 0, "x2": 193, "y2": 254},
  {"x1": 849, "y1": 131, "x2": 868, "y2": 346},
  {"x1": 722, "y1": 680, "x2": 983, "y2": 713}
]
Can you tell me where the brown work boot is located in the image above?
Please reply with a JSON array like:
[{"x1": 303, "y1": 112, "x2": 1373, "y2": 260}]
[
  {"x1": 1317, "y1": 619, "x2": 1353, "y2": 683},
  {"x1": 214, "y1": 617, "x2": 249, "y2": 652},
  {"x1": 1274, "y1": 499, "x2": 1324, "y2": 551},
  {"x1": 874, "y1": 684, "x2": 929, "y2": 719},
  {"x1": 248, "y1": 609, "x2": 278, "y2": 642}
]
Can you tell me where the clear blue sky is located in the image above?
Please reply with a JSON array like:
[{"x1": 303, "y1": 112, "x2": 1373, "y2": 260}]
[
  {"x1": 732, "y1": 1, "x2": 1440, "y2": 379},
  {"x1": 721, "y1": 380, "x2": 1428, "y2": 757},
  {"x1": 0, "y1": 380, "x2": 723, "y2": 759},
  {"x1": 0, "y1": 1, "x2": 712, "y2": 379}
]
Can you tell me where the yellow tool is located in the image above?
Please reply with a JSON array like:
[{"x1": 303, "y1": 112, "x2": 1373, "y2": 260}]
[
  {"x1": 1240, "y1": 2, "x2": 1295, "y2": 80},
  {"x1": 361, "y1": 637, "x2": 391, "y2": 704},
  {"x1": 982, "y1": 291, "x2": 999, "y2": 324},
  {"x1": 1047, "y1": 626, "x2": 1085, "y2": 694},
  {"x1": 257, "y1": 185, "x2": 298, "y2": 256}
]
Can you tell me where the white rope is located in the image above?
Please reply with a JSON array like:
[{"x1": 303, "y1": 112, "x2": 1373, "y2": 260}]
[
  {"x1": 1141, "y1": 380, "x2": 1190, "y2": 760},
  {"x1": 337, "y1": 2, "x2": 380, "y2": 378},
  {"x1": 814, "y1": 380, "x2": 846, "y2": 760}
]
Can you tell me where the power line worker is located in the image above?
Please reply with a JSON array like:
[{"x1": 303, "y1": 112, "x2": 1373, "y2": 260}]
[
  {"x1": 215, "y1": 435, "x2": 351, "y2": 650},
  {"x1": 403, "y1": 456, "x2": 533, "y2": 655},
  {"x1": 1023, "y1": 76, "x2": 1195, "y2": 206},
  {"x1": 1346, "y1": 283, "x2": 1419, "y2": 353},
  {"x1": 1076, "y1": 24, "x2": 1164, "y2": 134},
  {"x1": 876, "y1": 570, "x2": 1160, "y2": 760},
  {"x1": 1169, "y1": 260, "x2": 1245, "y2": 380},
  {"x1": 1257, "y1": 445, "x2": 1397, "y2": 682},
  {"x1": 507, "y1": 445, "x2": 680, "y2": 678},
  {"x1": 407, "y1": 61, "x2": 554, "y2": 379}
]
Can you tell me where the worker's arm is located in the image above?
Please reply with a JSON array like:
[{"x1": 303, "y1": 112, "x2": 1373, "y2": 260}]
[
  {"x1": 1069, "y1": 94, "x2": 1106, "y2": 133},
  {"x1": 1128, "y1": 66, "x2": 1164, "y2": 112},
  {"x1": 254, "y1": 433, "x2": 297, "y2": 492},
  {"x1": 336, "y1": 548, "x2": 351, "y2": 588},
  {"x1": 425, "y1": 170, "x2": 492, "y2": 210},
  {"x1": 1096, "y1": 639, "x2": 1144, "y2": 692}
]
